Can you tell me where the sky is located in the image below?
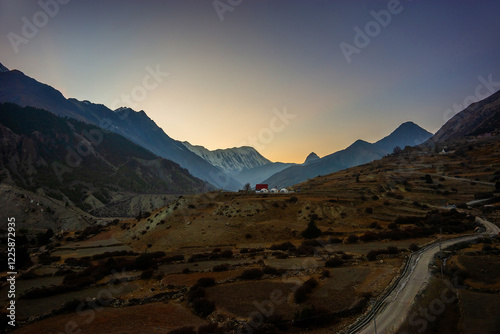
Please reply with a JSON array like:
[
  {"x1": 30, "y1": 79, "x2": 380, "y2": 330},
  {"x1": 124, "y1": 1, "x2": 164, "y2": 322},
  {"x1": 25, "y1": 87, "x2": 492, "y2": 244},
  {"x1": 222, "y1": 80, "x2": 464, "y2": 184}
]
[{"x1": 1, "y1": 0, "x2": 500, "y2": 163}]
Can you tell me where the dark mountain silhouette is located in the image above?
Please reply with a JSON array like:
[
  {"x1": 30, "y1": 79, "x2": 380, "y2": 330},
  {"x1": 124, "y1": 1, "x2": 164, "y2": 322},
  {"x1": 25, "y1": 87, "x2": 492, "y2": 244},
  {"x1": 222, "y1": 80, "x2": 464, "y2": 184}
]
[
  {"x1": 263, "y1": 122, "x2": 433, "y2": 188},
  {"x1": 428, "y1": 90, "x2": 500, "y2": 144},
  {"x1": 0, "y1": 68, "x2": 242, "y2": 190},
  {"x1": 0, "y1": 103, "x2": 209, "y2": 211}
]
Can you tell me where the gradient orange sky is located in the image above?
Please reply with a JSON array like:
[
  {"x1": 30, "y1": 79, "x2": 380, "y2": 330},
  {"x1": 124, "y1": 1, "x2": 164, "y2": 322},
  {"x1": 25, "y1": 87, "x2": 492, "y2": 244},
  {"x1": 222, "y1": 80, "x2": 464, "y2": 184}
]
[{"x1": 1, "y1": 1, "x2": 500, "y2": 163}]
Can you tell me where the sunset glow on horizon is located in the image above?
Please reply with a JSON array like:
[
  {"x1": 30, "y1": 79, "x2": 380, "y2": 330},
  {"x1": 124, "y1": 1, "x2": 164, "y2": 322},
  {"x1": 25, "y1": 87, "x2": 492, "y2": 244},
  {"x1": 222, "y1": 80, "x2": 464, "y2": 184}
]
[{"x1": 1, "y1": 0, "x2": 500, "y2": 163}]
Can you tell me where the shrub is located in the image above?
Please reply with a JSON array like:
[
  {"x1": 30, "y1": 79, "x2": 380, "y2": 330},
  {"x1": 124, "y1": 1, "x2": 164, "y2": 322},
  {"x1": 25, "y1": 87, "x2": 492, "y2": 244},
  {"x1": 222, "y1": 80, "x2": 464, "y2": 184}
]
[
  {"x1": 263, "y1": 266, "x2": 283, "y2": 276},
  {"x1": 327, "y1": 237, "x2": 342, "y2": 244},
  {"x1": 140, "y1": 269, "x2": 155, "y2": 279},
  {"x1": 240, "y1": 268, "x2": 264, "y2": 280},
  {"x1": 388, "y1": 222, "x2": 399, "y2": 229},
  {"x1": 366, "y1": 250, "x2": 378, "y2": 261},
  {"x1": 270, "y1": 242, "x2": 296, "y2": 252},
  {"x1": 346, "y1": 234, "x2": 359, "y2": 244},
  {"x1": 133, "y1": 253, "x2": 156, "y2": 270},
  {"x1": 360, "y1": 232, "x2": 377, "y2": 242},
  {"x1": 301, "y1": 220, "x2": 322, "y2": 239},
  {"x1": 325, "y1": 257, "x2": 343, "y2": 267},
  {"x1": 213, "y1": 264, "x2": 229, "y2": 272},
  {"x1": 409, "y1": 243, "x2": 420, "y2": 252},
  {"x1": 296, "y1": 245, "x2": 316, "y2": 256},
  {"x1": 303, "y1": 278, "x2": 318, "y2": 289},
  {"x1": 192, "y1": 298, "x2": 215, "y2": 317},
  {"x1": 294, "y1": 285, "x2": 311, "y2": 303},
  {"x1": 219, "y1": 250, "x2": 233, "y2": 258},
  {"x1": 365, "y1": 207, "x2": 373, "y2": 214},
  {"x1": 387, "y1": 246, "x2": 399, "y2": 254},
  {"x1": 196, "y1": 277, "x2": 216, "y2": 288}
]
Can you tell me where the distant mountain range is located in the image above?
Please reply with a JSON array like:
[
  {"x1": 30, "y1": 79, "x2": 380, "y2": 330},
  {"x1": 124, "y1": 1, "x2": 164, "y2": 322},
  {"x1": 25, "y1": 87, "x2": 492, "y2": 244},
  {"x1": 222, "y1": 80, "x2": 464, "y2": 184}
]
[
  {"x1": 263, "y1": 122, "x2": 433, "y2": 188},
  {"x1": 0, "y1": 63, "x2": 242, "y2": 190},
  {"x1": 0, "y1": 103, "x2": 208, "y2": 211},
  {"x1": 181, "y1": 142, "x2": 271, "y2": 176},
  {"x1": 3, "y1": 61, "x2": 496, "y2": 194}
]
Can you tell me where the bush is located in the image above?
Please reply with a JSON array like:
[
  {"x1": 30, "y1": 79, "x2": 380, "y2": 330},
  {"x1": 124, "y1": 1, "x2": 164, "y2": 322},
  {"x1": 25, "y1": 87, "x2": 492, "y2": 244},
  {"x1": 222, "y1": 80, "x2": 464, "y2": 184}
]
[
  {"x1": 192, "y1": 298, "x2": 215, "y2": 317},
  {"x1": 133, "y1": 253, "x2": 156, "y2": 270},
  {"x1": 294, "y1": 285, "x2": 311, "y2": 303},
  {"x1": 294, "y1": 278, "x2": 319, "y2": 303},
  {"x1": 365, "y1": 207, "x2": 373, "y2": 214},
  {"x1": 219, "y1": 250, "x2": 233, "y2": 258},
  {"x1": 327, "y1": 237, "x2": 343, "y2": 244},
  {"x1": 325, "y1": 257, "x2": 343, "y2": 268},
  {"x1": 303, "y1": 278, "x2": 318, "y2": 289},
  {"x1": 346, "y1": 234, "x2": 359, "y2": 244},
  {"x1": 301, "y1": 220, "x2": 322, "y2": 239},
  {"x1": 196, "y1": 277, "x2": 216, "y2": 288},
  {"x1": 409, "y1": 243, "x2": 420, "y2": 252},
  {"x1": 263, "y1": 266, "x2": 283, "y2": 276},
  {"x1": 388, "y1": 222, "x2": 399, "y2": 229},
  {"x1": 240, "y1": 268, "x2": 264, "y2": 280},
  {"x1": 140, "y1": 269, "x2": 155, "y2": 279},
  {"x1": 213, "y1": 264, "x2": 229, "y2": 272},
  {"x1": 187, "y1": 286, "x2": 205, "y2": 303},
  {"x1": 270, "y1": 242, "x2": 296, "y2": 252},
  {"x1": 360, "y1": 232, "x2": 377, "y2": 242},
  {"x1": 366, "y1": 250, "x2": 378, "y2": 261}
]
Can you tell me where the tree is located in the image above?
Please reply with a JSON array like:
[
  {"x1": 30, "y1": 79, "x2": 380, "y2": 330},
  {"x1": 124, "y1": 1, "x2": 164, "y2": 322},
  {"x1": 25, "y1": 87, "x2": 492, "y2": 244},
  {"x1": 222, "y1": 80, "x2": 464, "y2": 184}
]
[
  {"x1": 425, "y1": 174, "x2": 433, "y2": 184},
  {"x1": 36, "y1": 228, "x2": 54, "y2": 246},
  {"x1": 301, "y1": 219, "x2": 322, "y2": 239},
  {"x1": 393, "y1": 146, "x2": 403, "y2": 155},
  {"x1": 243, "y1": 183, "x2": 251, "y2": 193}
]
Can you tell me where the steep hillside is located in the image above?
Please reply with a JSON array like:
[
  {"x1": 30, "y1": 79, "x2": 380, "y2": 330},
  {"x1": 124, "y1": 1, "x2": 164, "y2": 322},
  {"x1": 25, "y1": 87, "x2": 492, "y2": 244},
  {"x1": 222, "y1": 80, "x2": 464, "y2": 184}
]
[
  {"x1": 0, "y1": 103, "x2": 208, "y2": 212},
  {"x1": 0, "y1": 68, "x2": 242, "y2": 190},
  {"x1": 429, "y1": 90, "x2": 500, "y2": 143}
]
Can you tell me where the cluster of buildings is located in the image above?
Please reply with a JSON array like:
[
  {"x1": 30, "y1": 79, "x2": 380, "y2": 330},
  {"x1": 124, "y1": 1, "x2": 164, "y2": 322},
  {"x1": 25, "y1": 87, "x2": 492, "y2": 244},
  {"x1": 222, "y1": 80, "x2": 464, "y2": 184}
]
[{"x1": 255, "y1": 184, "x2": 290, "y2": 194}]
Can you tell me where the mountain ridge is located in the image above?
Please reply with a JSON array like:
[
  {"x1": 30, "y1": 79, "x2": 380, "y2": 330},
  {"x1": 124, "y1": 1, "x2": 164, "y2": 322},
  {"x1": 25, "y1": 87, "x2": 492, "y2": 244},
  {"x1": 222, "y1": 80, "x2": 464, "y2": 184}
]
[
  {"x1": 181, "y1": 141, "x2": 271, "y2": 176},
  {"x1": 0, "y1": 68, "x2": 242, "y2": 190},
  {"x1": 263, "y1": 122, "x2": 433, "y2": 188}
]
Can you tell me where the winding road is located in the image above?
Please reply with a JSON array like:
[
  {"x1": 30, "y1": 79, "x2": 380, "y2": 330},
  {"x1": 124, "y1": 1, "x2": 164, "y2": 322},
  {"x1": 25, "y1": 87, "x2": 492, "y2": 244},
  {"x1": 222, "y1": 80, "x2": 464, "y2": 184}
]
[{"x1": 350, "y1": 217, "x2": 499, "y2": 334}]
